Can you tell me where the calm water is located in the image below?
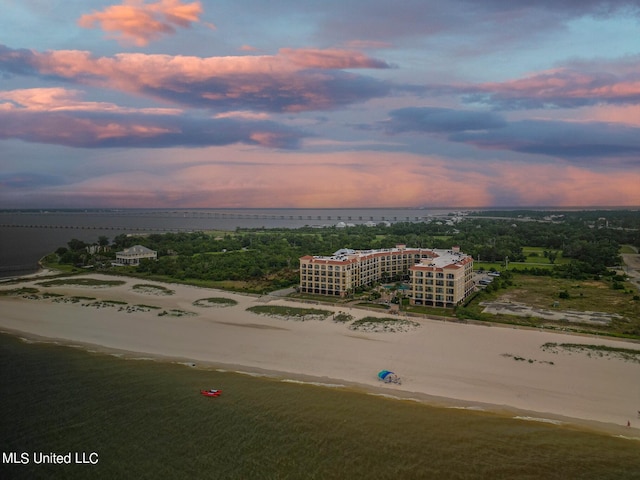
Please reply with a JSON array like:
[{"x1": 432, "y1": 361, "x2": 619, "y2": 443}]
[
  {"x1": 0, "y1": 208, "x2": 444, "y2": 277},
  {"x1": 1, "y1": 333, "x2": 639, "y2": 479}
]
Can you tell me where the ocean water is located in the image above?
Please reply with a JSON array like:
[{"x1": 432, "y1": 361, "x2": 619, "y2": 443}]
[{"x1": 1, "y1": 333, "x2": 639, "y2": 479}]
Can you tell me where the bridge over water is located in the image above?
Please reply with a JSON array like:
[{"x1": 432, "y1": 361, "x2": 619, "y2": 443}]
[{"x1": 0, "y1": 211, "x2": 434, "y2": 232}]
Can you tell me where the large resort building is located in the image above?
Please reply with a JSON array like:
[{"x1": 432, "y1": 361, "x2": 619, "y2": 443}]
[{"x1": 299, "y1": 245, "x2": 474, "y2": 307}]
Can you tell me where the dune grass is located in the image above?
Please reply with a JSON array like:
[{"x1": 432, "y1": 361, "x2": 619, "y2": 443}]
[
  {"x1": 246, "y1": 305, "x2": 332, "y2": 320},
  {"x1": 349, "y1": 316, "x2": 420, "y2": 333},
  {"x1": 132, "y1": 283, "x2": 175, "y2": 295},
  {"x1": 193, "y1": 297, "x2": 238, "y2": 307},
  {"x1": 37, "y1": 278, "x2": 126, "y2": 288}
]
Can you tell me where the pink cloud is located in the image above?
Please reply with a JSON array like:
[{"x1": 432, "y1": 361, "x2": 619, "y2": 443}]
[
  {"x1": 0, "y1": 46, "x2": 391, "y2": 112},
  {"x1": 0, "y1": 87, "x2": 180, "y2": 114},
  {"x1": 280, "y1": 48, "x2": 392, "y2": 69},
  {"x1": 78, "y1": 0, "x2": 206, "y2": 46},
  {"x1": 39, "y1": 151, "x2": 492, "y2": 208},
  {"x1": 0, "y1": 111, "x2": 176, "y2": 146},
  {"x1": 577, "y1": 105, "x2": 640, "y2": 127},
  {"x1": 0, "y1": 88, "x2": 305, "y2": 149},
  {"x1": 13, "y1": 149, "x2": 638, "y2": 209},
  {"x1": 461, "y1": 64, "x2": 640, "y2": 109}
]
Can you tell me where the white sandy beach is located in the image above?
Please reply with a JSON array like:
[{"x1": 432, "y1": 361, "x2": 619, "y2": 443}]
[{"x1": 1, "y1": 273, "x2": 639, "y2": 436}]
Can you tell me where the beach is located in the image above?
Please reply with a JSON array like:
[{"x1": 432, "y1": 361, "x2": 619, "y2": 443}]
[{"x1": 1, "y1": 273, "x2": 639, "y2": 436}]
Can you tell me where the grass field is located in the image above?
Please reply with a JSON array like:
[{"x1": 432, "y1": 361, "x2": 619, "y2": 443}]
[
  {"x1": 498, "y1": 276, "x2": 638, "y2": 314},
  {"x1": 467, "y1": 274, "x2": 640, "y2": 337},
  {"x1": 475, "y1": 247, "x2": 569, "y2": 273},
  {"x1": 620, "y1": 244, "x2": 638, "y2": 254},
  {"x1": 521, "y1": 246, "x2": 570, "y2": 265}
]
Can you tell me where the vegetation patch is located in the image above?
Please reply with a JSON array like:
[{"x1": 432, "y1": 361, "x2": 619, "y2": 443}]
[
  {"x1": 134, "y1": 304, "x2": 162, "y2": 310},
  {"x1": 158, "y1": 309, "x2": 196, "y2": 317},
  {"x1": 37, "y1": 278, "x2": 126, "y2": 288},
  {"x1": 333, "y1": 312, "x2": 354, "y2": 323},
  {"x1": 541, "y1": 342, "x2": 640, "y2": 364},
  {"x1": 193, "y1": 297, "x2": 238, "y2": 307},
  {"x1": 0, "y1": 287, "x2": 39, "y2": 297},
  {"x1": 405, "y1": 303, "x2": 457, "y2": 317},
  {"x1": 246, "y1": 305, "x2": 332, "y2": 321},
  {"x1": 132, "y1": 284, "x2": 175, "y2": 295},
  {"x1": 42, "y1": 292, "x2": 64, "y2": 298},
  {"x1": 356, "y1": 302, "x2": 389, "y2": 310},
  {"x1": 117, "y1": 304, "x2": 159, "y2": 313},
  {"x1": 501, "y1": 353, "x2": 554, "y2": 365},
  {"x1": 52, "y1": 295, "x2": 96, "y2": 304},
  {"x1": 463, "y1": 274, "x2": 640, "y2": 338},
  {"x1": 84, "y1": 300, "x2": 128, "y2": 309},
  {"x1": 21, "y1": 292, "x2": 65, "y2": 301},
  {"x1": 349, "y1": 316, "x2": 420, "y2": 333}
]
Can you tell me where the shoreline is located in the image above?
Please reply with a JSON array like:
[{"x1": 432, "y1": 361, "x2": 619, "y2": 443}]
[
  {"x1": 1, "y1": 273, "x2": 639, "y2": 439},
  {"x1": 2, "y1": 327, "x2": 636, "y2": 439}
]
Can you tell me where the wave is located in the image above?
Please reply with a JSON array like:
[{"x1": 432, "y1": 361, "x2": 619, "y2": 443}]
[
  {"x1": 178, "y1": 362, "x2": 197, "y2": 367},
  {"x1": 367, "y1": 392, "x2": 421, "y2": 403},
  {"x1": 513, "y1": 416, "x2": 565, "y2": 425},
  {"x1": 17, "y1": 336, "x2": 60, "y2": 346},
  {"x1": 613, "y1": 435, "x2": 640, "y2": 441},
  {"x1": 448, "y1": 405, "x2": 487, "y2": 412},
  {"x1": 280, "y1": 379, "x2": 346, "y2": 388},
  {"x1": 232, "y1": 370, "x2": 276, "y2": 378}
]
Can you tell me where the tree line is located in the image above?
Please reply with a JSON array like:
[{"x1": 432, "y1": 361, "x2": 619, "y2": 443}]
[{"x1": 50, "y1": 210, "x2": 638, "y2": 287}]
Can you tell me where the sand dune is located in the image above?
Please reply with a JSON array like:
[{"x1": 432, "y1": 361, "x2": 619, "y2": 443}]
[{"x1": 1, "y1": 273, "x2": 639, "y2": 436}]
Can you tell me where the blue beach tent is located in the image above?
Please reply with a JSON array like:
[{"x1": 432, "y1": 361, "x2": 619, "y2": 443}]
[{"x1": 378, "y1": 370, "x2": 400, "y2": 383}]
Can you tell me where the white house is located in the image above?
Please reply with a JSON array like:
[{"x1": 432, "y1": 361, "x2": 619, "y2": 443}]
[{"x1": 114, "y1": 245, "x2": 157, "y2": 266}]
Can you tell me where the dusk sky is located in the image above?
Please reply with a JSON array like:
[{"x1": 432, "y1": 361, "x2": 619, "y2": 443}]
[{"x1": 2, "y1": 0, "x2": 640, "y2": 208}]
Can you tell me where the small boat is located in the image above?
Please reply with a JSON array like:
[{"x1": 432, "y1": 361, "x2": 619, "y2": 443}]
[{"x1": 200, "y1": 389, "x2": 222, "y2": 397}]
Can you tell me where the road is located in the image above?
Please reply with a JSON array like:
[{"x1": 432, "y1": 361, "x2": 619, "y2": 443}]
[{"x1": 621, "y1": 245, "x2": 640, "y2": 292}]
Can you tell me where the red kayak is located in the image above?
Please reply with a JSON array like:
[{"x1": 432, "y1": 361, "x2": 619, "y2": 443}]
[{"x1": 200, "y1": 389, "x2": 222, "y2": 397}]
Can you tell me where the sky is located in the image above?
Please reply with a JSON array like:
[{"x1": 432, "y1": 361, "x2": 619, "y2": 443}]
[{"x1": 1, "y1": 0, "x2": 640, "y2": 209}]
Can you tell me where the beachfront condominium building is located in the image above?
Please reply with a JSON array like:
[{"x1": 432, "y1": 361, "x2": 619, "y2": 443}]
[
  {"x1": 408, "y1": 246, "x2": 474, "y2": 308},
  {"x1": 299, "y1": 245, "x2": 474, "y2": 307}
]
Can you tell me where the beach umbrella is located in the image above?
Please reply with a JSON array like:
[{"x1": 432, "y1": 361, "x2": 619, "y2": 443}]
[{"x1": 378, "y1": 370, "x2": 394, "y2": 381}]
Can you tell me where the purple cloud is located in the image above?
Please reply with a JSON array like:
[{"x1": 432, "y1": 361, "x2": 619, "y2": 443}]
[
  {"x1": 450, "y1": 119, "x2": 640, "y2": 163},
  {"x1": 0, "y1": 45, "x2": 392, "y2": 113},
  {"x1": 0, "y1": 109, "x2": 307, "y2": 149},
  {"x1": 381, "y1": 105, "x2": 640, "y2": 164},
  {"x1": 383, "y1": 107, "x2": 507, "y2": 133},
  {"x1": 314, "y1": 0, "x2": 640, "y2": 46},
  {"x1": 461, "y1": 68, "x2": 640, "y2": 110},
  {"x1": 0, "y1": 172, "x2": 66, "y2": 189}
]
